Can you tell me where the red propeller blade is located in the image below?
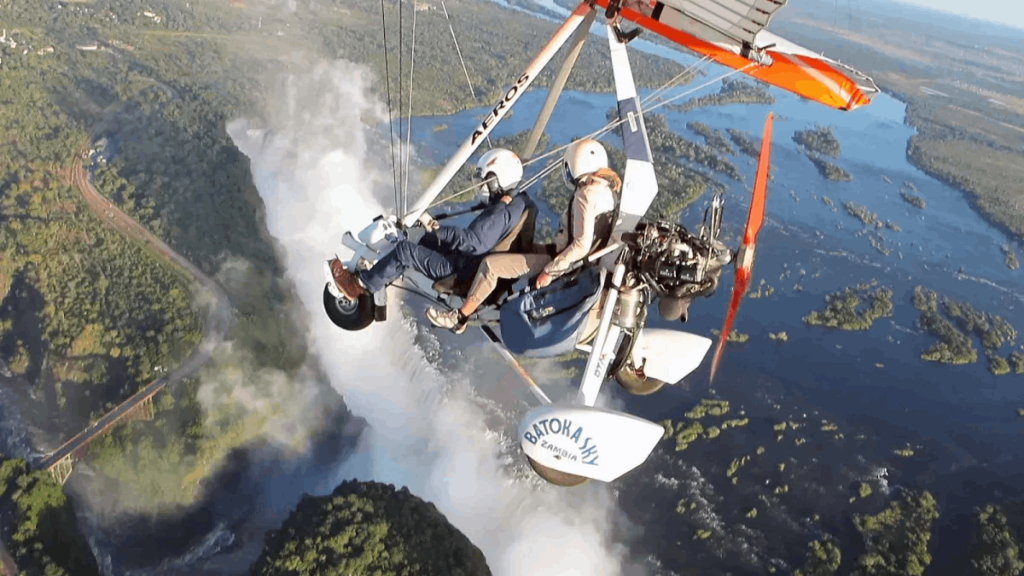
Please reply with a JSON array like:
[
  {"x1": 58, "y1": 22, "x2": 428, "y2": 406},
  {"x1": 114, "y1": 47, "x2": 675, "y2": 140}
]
[{"x1": 709, "y1": 112, "x2": 773, "y2": 384}]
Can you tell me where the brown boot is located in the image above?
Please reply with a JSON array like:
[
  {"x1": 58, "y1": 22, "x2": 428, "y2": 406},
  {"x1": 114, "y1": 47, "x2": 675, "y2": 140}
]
[{"x1": 329, "y1": 258, "x2": 365, "y2": 300}]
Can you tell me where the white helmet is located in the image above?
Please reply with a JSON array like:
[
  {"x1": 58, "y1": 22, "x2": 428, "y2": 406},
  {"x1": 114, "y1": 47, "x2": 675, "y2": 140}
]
[
  {"x1": 562, "y1": 138, "x2": 608, "y2": 187},
  {"x1": 475, "y1": 148, "x2": 523, "y2": 202}
]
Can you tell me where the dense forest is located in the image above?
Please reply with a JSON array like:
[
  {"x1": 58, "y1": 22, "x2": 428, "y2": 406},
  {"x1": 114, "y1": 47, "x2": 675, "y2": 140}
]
[
  {"x1": 0, "y1": 457, "x2": 99, "y2": 576},
  {"x1": 250, "y1": 480, "x2": 491, "y2": 575}
]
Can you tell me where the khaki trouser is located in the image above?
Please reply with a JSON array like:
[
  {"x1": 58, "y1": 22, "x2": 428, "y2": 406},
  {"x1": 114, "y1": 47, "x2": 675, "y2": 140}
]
[{"x1": 463, "y1": 253, "x2": 553, "y2": 311}]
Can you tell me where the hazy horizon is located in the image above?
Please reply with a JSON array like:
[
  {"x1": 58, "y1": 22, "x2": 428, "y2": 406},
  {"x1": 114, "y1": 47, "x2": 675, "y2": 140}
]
[{"x1": 888, "y1": 0, "x2": 1024, "y2": 32}]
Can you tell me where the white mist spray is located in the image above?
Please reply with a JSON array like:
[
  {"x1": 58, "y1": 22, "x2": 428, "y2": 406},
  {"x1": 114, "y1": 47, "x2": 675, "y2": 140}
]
[{"x1": 228, "y1": 59, "x2": 643, "y2": 576}]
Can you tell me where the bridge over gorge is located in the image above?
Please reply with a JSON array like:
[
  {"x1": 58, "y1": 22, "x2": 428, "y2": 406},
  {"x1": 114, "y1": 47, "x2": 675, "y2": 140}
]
[
  {"x1": 39, "y1": 378, "x2": 167, "y2": 484},
  {"x1": 36, "y1": 145, "x2": 233, "y2": 485}
]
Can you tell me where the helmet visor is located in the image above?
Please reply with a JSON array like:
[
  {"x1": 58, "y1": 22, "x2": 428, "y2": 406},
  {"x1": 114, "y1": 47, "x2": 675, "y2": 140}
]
[{"x1": 562, "y1": 161, "x2": 575, "y2": 188}]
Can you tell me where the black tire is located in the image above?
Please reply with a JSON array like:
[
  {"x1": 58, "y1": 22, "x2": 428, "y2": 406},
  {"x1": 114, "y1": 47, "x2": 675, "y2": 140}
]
[
  {"x1": 614, "y1": 364, "x2": 667, "y2": 396},
  {"x1": 527, "y1": 456, "x2": 590, "y2": 487},
  {"x1": 323, "y1": 283, "x2": 374, "y2": 331}
]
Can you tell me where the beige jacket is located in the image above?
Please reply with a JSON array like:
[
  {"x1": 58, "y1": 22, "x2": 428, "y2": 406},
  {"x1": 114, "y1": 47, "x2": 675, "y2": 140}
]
[{"x1": 544, "y1": 174, "x2": 618, "y2": 277}]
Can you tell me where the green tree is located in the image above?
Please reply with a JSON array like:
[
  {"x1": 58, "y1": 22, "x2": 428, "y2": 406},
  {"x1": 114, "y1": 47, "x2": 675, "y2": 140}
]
[
  {"x1": 971, "y1": 505, "x2": 1024, "y2": 576},
  {"x1": 852, "y1": 490, "x2": 939, "y2": 576},
  {"x1": 0, "y1": 458, "x2": 99, "y2": 576},
  {"x1": 251, "y1": 480, "x2": 491, "y2": 576}
]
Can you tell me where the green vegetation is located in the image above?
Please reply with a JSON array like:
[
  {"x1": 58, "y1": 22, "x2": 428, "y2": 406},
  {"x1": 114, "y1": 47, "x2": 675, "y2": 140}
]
[
  {"x1": 769, "y1": 331, "x2": 789, "y2": 342},
  {"x1": 686, "y1": 399, "x2": 730, "y2": 418},
  {"x1": 900, "y1": 191, "x2": 927, "y2": 209},
  {"x1": 727, "y1": 128, "x2": 760, "y2": 157},
  {"x1": 970, "y1": 505, "x2": 1024, "y2": 576},
  {"x1": 672, "y1": 421, "x2": 704, "y2": 451},
  {"x1": 794, "y1": 536, "x2": 842, "y2": 576},
  {"x1": 668, "y1": 79, "x2": 776, "y2": 112},
  {"x1": 809, "y1": 156, "x2": 854, "y2": 182},
  {"x1": 748, "y1": 281, "x2": 775, "y2": 299},
  {"x1": 710, "y1": 328, "x2": 750, "y2": 343},
  {"x1": 913, "y1": 286, "x2": 977, "y2": 364},
  {"x1": 852, "y1": 490, "x2": 939, "y2": 576},
  {"x1": 988, "y1": 352, "x2": 1011, "y2": 376},
  {"x1": 1001, "y1": 245, "x2": 1020, "y2": 270},
  {"x1": 912, "y1": 286, "x2": 1020, "y2": 369},
  {"x1": 803, "y1": 282, "x2": 894, "y2": 331},
  {"x1": 844, "y1": 202, "x2": 884, "y2": 228},
  {"x1": 793, "y1": 125, "x2": 842, "y2": 157},
  {"x1": 676, "y1": 499, "x2": 697, "y2": 515},
  {"x1": 687, "y1": 121, "x2": 734, "y2": 155},
  {"x1": 726, "y1": 455, "x2": 750, "y2": 477},
  {"x1": 894, "y1": 448, "x2": 915, "y2": 457},
  {"x1": 645, "y1": 114, "x2": 742, "y2": 182},
  {"x1": 859, "y1": 482, "x2": 873, "y2": 498},
  {"x1": 791, "y1": 125, "x2": 851, "y2": 180},
  {"x1": 1011, "y1": 352, "x2": 1024, "y2": 374},
  {"x1": 0, "y1": 24, "x2": 202, "y2": 423},
  {"x1": 0, "y1": 457, "x2": 99, "y2": 576},
  {"x1": 250, "y1": 480, "x2": 491, "y2": 576},
  {"x1": 694, "y1": 529, "x2": 713, "y2": 541}
]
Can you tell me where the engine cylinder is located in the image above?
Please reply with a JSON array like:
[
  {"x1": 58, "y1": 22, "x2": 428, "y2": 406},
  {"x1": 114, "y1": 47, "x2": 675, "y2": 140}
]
[{"x1": 612, "y1": 288, "x2": 644, "y2": 330}]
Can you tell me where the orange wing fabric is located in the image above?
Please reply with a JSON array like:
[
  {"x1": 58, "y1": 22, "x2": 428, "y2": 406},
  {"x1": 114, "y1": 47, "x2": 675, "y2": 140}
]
[{"x1": 597, "y1": 0, "x2": 878, "y2": 111}]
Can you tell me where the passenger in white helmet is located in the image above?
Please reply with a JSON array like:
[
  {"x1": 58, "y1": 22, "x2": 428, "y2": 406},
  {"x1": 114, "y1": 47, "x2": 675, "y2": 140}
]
[
  {"x1": 330, "y1": 148, "x2": 534, "y2": 302},
  {"x1": 426, "y1": 138, "x2": 621, "y2": 334}
]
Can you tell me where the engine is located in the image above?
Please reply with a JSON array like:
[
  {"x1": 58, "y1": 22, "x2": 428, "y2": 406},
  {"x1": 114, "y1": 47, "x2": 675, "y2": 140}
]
[{"x1": 621, "y1": 221, "x2": 730, "y2": 299}]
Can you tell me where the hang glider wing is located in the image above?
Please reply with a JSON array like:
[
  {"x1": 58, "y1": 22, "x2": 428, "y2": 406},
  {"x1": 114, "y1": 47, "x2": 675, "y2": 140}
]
[{"x1": 598, "y1": 0, "x2": 879, "y2": 111}]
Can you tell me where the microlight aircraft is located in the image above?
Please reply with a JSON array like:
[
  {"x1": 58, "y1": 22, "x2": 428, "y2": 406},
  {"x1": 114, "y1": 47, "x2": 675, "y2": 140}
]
[{"x1": 323, "y1": 0, "x2": 877, "y2": 486}]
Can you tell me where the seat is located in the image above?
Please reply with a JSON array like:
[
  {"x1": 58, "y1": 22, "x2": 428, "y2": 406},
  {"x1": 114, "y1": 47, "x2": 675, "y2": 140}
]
[{"x1": 432, "y1": 205, "x2": 537, "y2": 299}]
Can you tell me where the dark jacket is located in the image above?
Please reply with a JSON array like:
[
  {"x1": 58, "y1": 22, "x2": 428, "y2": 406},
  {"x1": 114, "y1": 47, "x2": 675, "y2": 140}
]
[{"x1": 431, "y1": 194, "x2": 535, "y2": 255}]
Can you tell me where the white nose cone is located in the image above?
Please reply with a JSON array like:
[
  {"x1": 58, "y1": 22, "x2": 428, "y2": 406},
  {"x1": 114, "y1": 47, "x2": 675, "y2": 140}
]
[{"x1": 518, "y1": 405, "x2": 665, "y2": 483}]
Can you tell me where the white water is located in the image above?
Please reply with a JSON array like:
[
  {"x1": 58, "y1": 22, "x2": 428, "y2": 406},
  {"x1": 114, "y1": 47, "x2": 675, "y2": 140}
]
[{"x1": 227, "y1": 59, "x2": 642, "y2": 576}]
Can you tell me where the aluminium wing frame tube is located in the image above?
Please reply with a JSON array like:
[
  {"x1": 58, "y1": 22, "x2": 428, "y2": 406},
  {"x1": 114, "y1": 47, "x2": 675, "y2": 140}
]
[
  {"x1": 401, "y1": 2, "x2": 594, "y2": 228},
  {"x1": 576, "y1": 263, "x2": 627, "y2": 407}
]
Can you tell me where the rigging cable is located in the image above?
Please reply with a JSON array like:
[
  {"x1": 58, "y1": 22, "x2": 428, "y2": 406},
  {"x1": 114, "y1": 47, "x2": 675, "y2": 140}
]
[
  {"x1": 398, "y1": 0, "x2": 404, "y2": 216},
  {"x1": 380, "y1": 0, "x2": 400, "y2": 213},
  {"x1": 426, "y1": 62, "x2": 757, "y2": 209},
  {"x1": 402, "y1": 3, "x2": 418, "y2": 217},
  {"x1": 440, "y1": 0, "x2": 491, "y2": 149}
]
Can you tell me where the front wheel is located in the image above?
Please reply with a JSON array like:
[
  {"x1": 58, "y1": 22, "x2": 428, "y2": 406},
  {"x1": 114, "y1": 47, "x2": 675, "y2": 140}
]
[
  {"x1": 614, "y1": 363, "x2": 667, "y2": 396},
  {"x1": 527, "y1": 456, "x2": 589, "y2": 487},
  {"x1": 323, "y1": 284, "x2": 374, "y2": 331}
]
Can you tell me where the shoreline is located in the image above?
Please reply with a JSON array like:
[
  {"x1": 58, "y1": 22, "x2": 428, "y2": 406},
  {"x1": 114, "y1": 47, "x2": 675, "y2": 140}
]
[{"x1": 882, "y1": 87, "x2": 1024, "y2": 246}]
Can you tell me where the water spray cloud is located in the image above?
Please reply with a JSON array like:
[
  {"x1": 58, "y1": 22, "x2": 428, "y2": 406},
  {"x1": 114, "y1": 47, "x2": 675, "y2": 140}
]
[{"x1": 228, "y1": 59, "x2": 642, "y2": 576}]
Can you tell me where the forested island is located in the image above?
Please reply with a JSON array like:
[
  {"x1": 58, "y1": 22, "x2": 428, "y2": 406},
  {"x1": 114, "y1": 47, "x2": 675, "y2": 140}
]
[
  {"x1": 912, "y1": 286, "x2": 1022, "y2": 373},
  {"x1": 667, "y1": 78, "x2": 776, "y2": 112},
  {"x1": 251, "y1": 480, "x2": 491, "y2": 575},
  {"x1": 1001, "y1": 245, "x2": 1020, "y2": 270},
  {"x1": 727, "y1": 128, "x2": 760, "y2": 158},
  {"x1": 0, "y1": 457, "x2": 99, "y2": 576},
  {"x1": 792, "y1": 125, "x2": 853, "y2": 181},
  {"x1": 688, "y1": 121, "x2": 735, "y2": 155},
  {"x1": 803, "y1": 282, "x2": 894, "y2": 330},
  {"x1": 900, "y1": 190, "x2": 927, "y2": 209}
]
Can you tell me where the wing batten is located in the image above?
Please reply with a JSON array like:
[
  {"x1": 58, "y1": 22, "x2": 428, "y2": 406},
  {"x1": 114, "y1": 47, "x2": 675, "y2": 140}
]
[{"x1": 656, "y1": 0, "x2": 788, "y2": 47}]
